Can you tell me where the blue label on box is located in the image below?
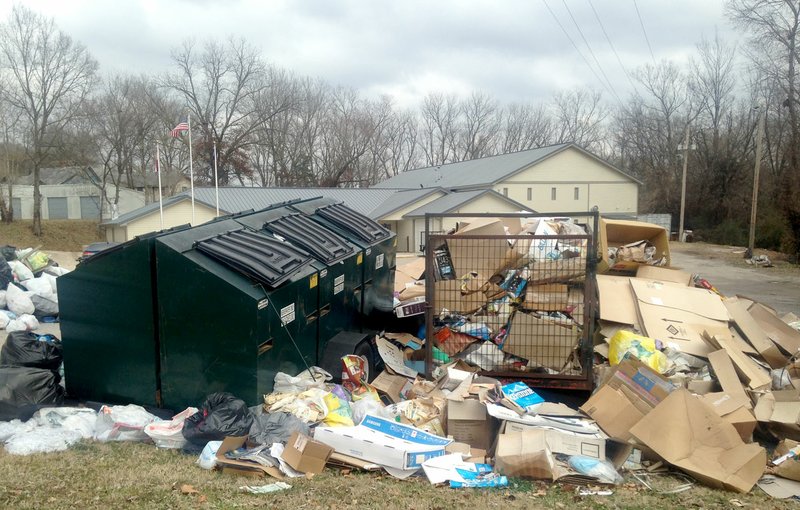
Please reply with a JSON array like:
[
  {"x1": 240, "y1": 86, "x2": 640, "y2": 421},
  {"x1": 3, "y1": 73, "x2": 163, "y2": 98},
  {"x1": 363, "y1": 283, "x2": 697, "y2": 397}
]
[
  {"x1": 361, "y1": 415, "x2": 451, "y2": 446},
  {"x1": 501, "y1": 382, "x2": 545, "y2": 411}
]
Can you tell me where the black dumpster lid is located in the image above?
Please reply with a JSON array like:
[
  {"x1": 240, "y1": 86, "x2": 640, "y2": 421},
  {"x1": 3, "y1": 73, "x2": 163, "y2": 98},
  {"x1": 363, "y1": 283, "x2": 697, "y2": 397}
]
[
  {"x1": 266, "y1": 214, "x2": 355, "y2": 264},
  {"x1": 195, "y1": 229, "x2": 312, "y2": 288},
  {"x1": 315, "y1": 203, "x2": 392, "y2": 244}
]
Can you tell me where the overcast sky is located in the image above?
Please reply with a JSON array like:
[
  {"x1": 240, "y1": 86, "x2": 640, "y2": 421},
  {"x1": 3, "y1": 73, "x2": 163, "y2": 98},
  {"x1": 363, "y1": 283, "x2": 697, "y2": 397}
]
[{"x1": 1, "y1": 0, "x2": 737, "y2": 107}]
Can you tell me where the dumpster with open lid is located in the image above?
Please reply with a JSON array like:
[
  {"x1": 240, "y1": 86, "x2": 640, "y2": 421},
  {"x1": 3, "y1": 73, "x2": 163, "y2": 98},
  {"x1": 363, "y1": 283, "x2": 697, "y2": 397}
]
[{"x1": 155, "y1": 218, "x2": 320, "y2": 409}]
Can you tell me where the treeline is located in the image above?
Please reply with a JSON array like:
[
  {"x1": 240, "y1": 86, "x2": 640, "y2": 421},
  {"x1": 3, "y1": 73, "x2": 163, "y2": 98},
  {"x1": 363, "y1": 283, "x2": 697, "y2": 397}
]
[{"x1": 0, "y1": 3, "x2": 798, "y2": 256}]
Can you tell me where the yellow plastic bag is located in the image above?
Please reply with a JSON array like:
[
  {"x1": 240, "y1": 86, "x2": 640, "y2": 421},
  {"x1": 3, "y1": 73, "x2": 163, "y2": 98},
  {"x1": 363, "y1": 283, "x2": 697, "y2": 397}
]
[
  {"x1": 608, "y1": 330, "x2": 668, "y2": 373},
  {"x1": 322, "y1": 392, "x2": 355, "y2": 427}
]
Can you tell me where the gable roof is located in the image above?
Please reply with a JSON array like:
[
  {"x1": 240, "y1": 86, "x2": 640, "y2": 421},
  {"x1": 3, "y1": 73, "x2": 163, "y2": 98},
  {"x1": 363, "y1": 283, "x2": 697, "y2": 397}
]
[
  {"x1": 403, "y1": 189, "x2": 533, "y2": 218},
  {"x1": 15, "y1": 166, "x2": 99, "y2": 186},
  {"x1": 366, "y1": 187, "x2": 444, "y2": 219},
  {"x1": 373, "y1": 143, "x2": 641, "y2": 189}
]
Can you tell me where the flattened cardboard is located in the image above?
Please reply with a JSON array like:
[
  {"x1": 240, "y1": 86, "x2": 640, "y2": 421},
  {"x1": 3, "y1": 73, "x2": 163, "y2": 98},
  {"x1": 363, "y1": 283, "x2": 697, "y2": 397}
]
[
  {"x1": 447, "y1": 219, "x2": 511, "y2": 279},
  {"x1": 521, "y1": 284, "x2": 569, "y2": 312},
  {"x1": 725, "y1": 299, "x2": 788, "y2": 369},
  {"x1": 636, "y1": 265, "x2": 693, "y2": 285},
  {"x1": 579, "y1": 357, "x2": 675, "y2": 442},
  {"x1": 446, "y1": 398, "x2": 496, "y2": 451},
  {"x1": 433, "y1": 280, "x2": 488, "y2": 314},
  {"x1": 631, "y1": 279, "x2": 729, "y2": 357},
  {"x1": 281, "y1": 431, "x2": 334, "y2": 475},
  {"x1": 327, "y1": 452, "x2": 382, "y2": 471},
  {"x1": 494, "y1": 430, "x2": 604, "y2": 483},
  {"x1": 753, "y1": 389, "x2": 800, "y2": 440},
  {"x1": 701, "y1": 392, "x2": 757, "y2": 441},
  {"x1": 704, "y1": 332, "x2": 772, "y2": 390},
  {"x1": 528, "y1": 258, "x2": 585, "y2": 284},
  {"x1": 630, "y1": 389, "x2": 766, "y2": 493},
  {"x1": 376, "y1": 337, "x2": 417, "y2": 378},
  {"x1": 749, "y1": 302, "x2": 800, "y2": 356},
  {"x1": 758, "y1": 475, "x2": 800, "y2": 499},
  {"x1": 598, "y1": 218, "x2": 670, "y2": 274},
  {"x1": 501, "y1": 312, "x2": 577, "y2": 370},
  {"x1": 500, "y1": 423, "x2": 606, "y2": 460},
  {"x1": 596, "y1": 275, "x2": 638, "y2": 325},
  {"x1": 708, "y1": 350, "x2": 751, "y2": 409},
  {"x1": 215, "y1": 436, "x2": 285, "y2": 480}
]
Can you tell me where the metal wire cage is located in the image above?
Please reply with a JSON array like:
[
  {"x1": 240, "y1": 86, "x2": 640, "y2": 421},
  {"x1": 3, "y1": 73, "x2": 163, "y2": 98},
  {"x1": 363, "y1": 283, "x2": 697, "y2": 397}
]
[{"x1": 424, "y1": 211, "x2": 599, "y2": 390}]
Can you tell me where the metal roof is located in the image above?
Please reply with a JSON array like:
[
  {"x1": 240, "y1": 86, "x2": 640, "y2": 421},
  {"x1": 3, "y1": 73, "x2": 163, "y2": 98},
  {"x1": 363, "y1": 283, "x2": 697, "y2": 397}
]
[
  {"x1": 373, "y1": 143, "x2": 641, "y2": 189},
  {"x1": 15, "y1": 166, "x2": 99, "y2": 186},
  {"x1": 103, "y1": 186, "x2": 434, "y2": 226},
  {"x1": 403, "y1": 189, "x2": 533, "y2": 218}
]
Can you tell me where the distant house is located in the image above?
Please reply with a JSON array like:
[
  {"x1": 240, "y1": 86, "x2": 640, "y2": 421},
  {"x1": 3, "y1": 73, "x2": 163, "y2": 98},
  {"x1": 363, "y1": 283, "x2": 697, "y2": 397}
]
[
  {"x1": 101, "y1": 186, "x2": 529, "y2": 251},
  {"x1": 374, "y1": 143, "x2": 640, "y2": 216},
  {"x1": 8, "y1": 166, "x2": 145, "y2": 221},
  {"x1": 129, "y1": 172, "x2": 192, "y2": 204}
]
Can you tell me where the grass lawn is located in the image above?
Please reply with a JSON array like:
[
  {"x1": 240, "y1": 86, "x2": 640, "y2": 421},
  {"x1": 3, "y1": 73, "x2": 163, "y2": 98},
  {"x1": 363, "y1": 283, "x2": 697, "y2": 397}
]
[
  {"x1": 0, "y1": 441, "x2": 793, "y2": 510},
  {"x1": 0, "y1": 220, "x2": 104, "y2": 252}
]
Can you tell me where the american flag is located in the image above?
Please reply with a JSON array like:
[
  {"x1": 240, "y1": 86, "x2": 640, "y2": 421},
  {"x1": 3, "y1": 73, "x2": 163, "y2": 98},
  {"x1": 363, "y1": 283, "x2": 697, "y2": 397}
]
[{"x1": 170, "y1": 119, "x2": 189, "y2": 138}]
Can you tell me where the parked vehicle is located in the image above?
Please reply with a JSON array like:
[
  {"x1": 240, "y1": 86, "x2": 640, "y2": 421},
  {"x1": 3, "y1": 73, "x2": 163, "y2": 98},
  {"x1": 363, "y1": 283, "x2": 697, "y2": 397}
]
[{"x1": 77, "y1": 242, "x2": 120, "y2": 262}]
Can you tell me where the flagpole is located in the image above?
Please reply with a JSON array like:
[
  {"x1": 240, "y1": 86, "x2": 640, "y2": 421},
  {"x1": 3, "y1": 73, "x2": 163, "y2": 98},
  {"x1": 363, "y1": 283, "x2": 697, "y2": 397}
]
[
  {"x1": 213, "y1": 140, "x2": 219, "y2": 217},
  {"x1": 156, "y1": 143, "x2": 164, "y2": 230},
  {"x1": 187, "y1": 112, "x2": 195, "y2": 224}
]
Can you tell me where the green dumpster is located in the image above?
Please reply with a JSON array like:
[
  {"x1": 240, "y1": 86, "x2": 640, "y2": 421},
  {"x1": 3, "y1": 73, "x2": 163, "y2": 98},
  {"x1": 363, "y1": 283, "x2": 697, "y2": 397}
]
[
  {"x1": 58, "y1": 226, "x2": 190, "y2": 407},
  {"x1": 155, "y1": 218, "x2": 319, "y2": 409}
]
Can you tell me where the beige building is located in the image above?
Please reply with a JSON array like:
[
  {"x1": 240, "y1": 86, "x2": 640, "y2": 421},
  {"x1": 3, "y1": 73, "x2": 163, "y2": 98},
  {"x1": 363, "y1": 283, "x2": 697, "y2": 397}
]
[
  {"x1": 101, "y1": 186, "x2": 528, "y2": 251},
  {"x1": 374, "y1": 143, "x2": 640, "y2": 216}
]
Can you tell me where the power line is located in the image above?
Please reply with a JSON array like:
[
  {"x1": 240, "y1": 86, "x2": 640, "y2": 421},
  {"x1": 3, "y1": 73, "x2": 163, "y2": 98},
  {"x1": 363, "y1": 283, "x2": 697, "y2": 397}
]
[
  {"x1": 588, "y1": 0, "x2": 639, "y2": 94},
  {"x1": 560, "y1": 0, "x2": 622, "y2": 105},
  {"x1": 542, "y1": 0, "x2": 618, "y2": 105},
  {"x1": 633, "y1": 0, "x2": 656, "y2": 63}
]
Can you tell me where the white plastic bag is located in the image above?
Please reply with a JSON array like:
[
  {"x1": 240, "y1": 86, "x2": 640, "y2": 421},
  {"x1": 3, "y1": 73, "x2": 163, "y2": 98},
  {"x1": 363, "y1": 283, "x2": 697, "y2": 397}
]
[
  {"x1": 4, "y1": 426, "x2": 83, "y2": 455},
  {"x1": 40, "y1": 273, "x2": 58, "y2": 294},
  {"x1": 197, "y1": 440, "x2": 223, "y2": 470},
  {"x1": 0, "y1": 289, "x2": 6, "y2": 308},
  {"x1": 8, "y1": 260, "x2": 34, "y2": 282},
  {"x1": 5, "y1": 283, "x2": 34, "y2": 316},
  {"x1": 143, "y1": 407, "x2": 198, "y2": 449},
  {"x1": 0, "y1": 419, "x2": 29, "y2": 442},
  {"x1": 0, "y1": 310, "x2": 10, "y2": 329},
  {"x1": 94, "y1": 404, "x2": 159, "y2": 442},
  {"x1": 21, "y1": 277, "x2": 55, "y2": 298},
  {"x1": 43, "y1": 266, "x2": 70, "y2": 277},
  {"x1": 351, "y1": 398, "x2": 387, "y2": 425},
  {"x1": 32, "y1": 407, "x2": 97, "y2": 439},
  {"x1": 6, "y1": 314, "x2": 39, "y2": 332},
  {"x1": 273, "y1": 367, "x2": 332, "y2": 393}
]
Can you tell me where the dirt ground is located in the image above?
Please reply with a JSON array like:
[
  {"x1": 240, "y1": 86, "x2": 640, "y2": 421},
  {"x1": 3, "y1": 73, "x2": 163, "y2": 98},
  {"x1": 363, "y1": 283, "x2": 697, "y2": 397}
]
[{"x1": 670, "y1": 242, "x2": 800, "y2": 316}]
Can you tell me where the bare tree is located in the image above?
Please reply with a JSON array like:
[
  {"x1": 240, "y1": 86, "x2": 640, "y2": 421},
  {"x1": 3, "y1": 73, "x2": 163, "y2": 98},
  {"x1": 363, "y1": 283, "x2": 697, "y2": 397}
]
[
  {"x1": 166, "y1": 38, "x2": 292, "y2": 186},
  {"x1": 551, "y1": 88, "x2": 608, "y2": 152},
  {"x1": 499, "y1": 102, "x2": 554, "y2": 153},
  {"x1": 0, "y1": 5, "x2": 97, "y2": 235},
  {"x1": 458, "y1": 91, "x2": 500, "y2": 160},
  {"x1": 419, "y1": 92, "x2": 460, "y2": 166}
]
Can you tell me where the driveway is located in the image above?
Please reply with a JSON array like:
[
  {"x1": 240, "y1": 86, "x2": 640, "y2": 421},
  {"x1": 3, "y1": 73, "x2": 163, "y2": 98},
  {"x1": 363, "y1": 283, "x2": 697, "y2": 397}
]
[{"x1": 670, "y1": 243, "x2": 800, "y2": 316}]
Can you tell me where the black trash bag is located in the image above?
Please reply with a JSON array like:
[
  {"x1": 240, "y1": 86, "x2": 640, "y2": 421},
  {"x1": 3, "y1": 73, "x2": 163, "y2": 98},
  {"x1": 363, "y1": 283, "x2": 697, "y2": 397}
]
[
  {"x1": 182, "y1": 392, "x2": 254, "y2": 446},
  {"x1": 30, "y1": 294, "x2": 59, "y2": 319},
  {"x1": 248, "y1": 410, "x2": 311, "y2": 446},
  {"x1": 0, "y1": 258, "x2": 12, "y2": 290},
  {"x1": 0, "y1": 245, "x2": 16, "y2": 262},
  {"x1": 0, "y1": 331, "x2": 63, "y2": 370},
  {"x1": 0, "y1": 366, "x2": 64, "y2": 420}
]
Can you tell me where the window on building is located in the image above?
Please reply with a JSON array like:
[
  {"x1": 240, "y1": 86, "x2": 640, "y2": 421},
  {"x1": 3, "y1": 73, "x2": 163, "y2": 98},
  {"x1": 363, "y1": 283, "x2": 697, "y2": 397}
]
[
  {"x1": 574, "y1": 187, "x2": 580, "y2": 200},
  {"x1": 80, "y1": 196, "x2": 101, "y2": 219},
  {"x1": 47, "y1": 197, "x2": 68, "y2": 219},
  {"x1": 527, "y1": 187, "x2": 532, "y2": 201},
  {"x1": 11, "y1": 198, "x2": 21, "y2": 219},
  {"x1": 502, "y1": 187, "x2": 508, "y2": 196},
  {"x1": 551, "y1": 187, "x2": 557, "y2": 200}
]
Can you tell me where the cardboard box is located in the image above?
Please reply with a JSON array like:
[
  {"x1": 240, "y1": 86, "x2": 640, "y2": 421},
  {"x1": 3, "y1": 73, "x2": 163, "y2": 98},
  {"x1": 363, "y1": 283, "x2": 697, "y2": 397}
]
[
  {"x1": 580, "y1": 357, "x2": 675, "y2": 442},
  {"x1": 701, "y1": 392, "x2": 757, "y2": 442},
  {"x1": 371, "y1": 371, "x2": 414, "y2": 403},
  {"x1": 447, "y1": 219, "x2": 512, "y2": 279},
  {"x1": 215, "y1": 436, "x2": 284, "y2": 479},
  {"x1": 528, "y1": 258, "x2": 585, "y2": 284},
  {"x1": 754, "y1": 389, "x2": 800, "y2": 440},
  {"x1": 433, "y1": 280, "x2": 489, "y2": 314},
  {"x1": 501, "y1": 312, "x2": 578, "y2": 370},
  {"x1": 630, "y1": 389, "x2": 766, "y2": 493},
  {"x1": 446, "y1": 398, "x2": 496, "y2": 451},
  {"x1": 771, "y1": 439, "x2": 800, "y2": 482},
  {"x1": 494, "y1": 430, "x2": 604, "y2": 483},
  {"x1": 313, "y1": 415, "x2": 451, "y2": 473},
  {"x1": 707, "y1": 349, "x2": 751, "y2": 408},
  {"x1": 704, "y1": 332, "x2": 772, "y2": 390},
  {"x1": 281, "y1": 432, "x2": 334, "y2": 475},
  {"x1": 598, "y1": 218, "x2": 670, "y2": 274},
  {"x1": 596, "y1": 275, "x2": 638, "y2": 325}
]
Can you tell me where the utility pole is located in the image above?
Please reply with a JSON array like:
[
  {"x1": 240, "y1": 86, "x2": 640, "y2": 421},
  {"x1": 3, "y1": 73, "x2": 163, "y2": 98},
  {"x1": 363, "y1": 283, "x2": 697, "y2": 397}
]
[
  {"x1": 678, "y1": 123, "x2": 690, "y2": 243},
  {"x1": 747, "y1": 107, "x2": 766, "y2": 259}
]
